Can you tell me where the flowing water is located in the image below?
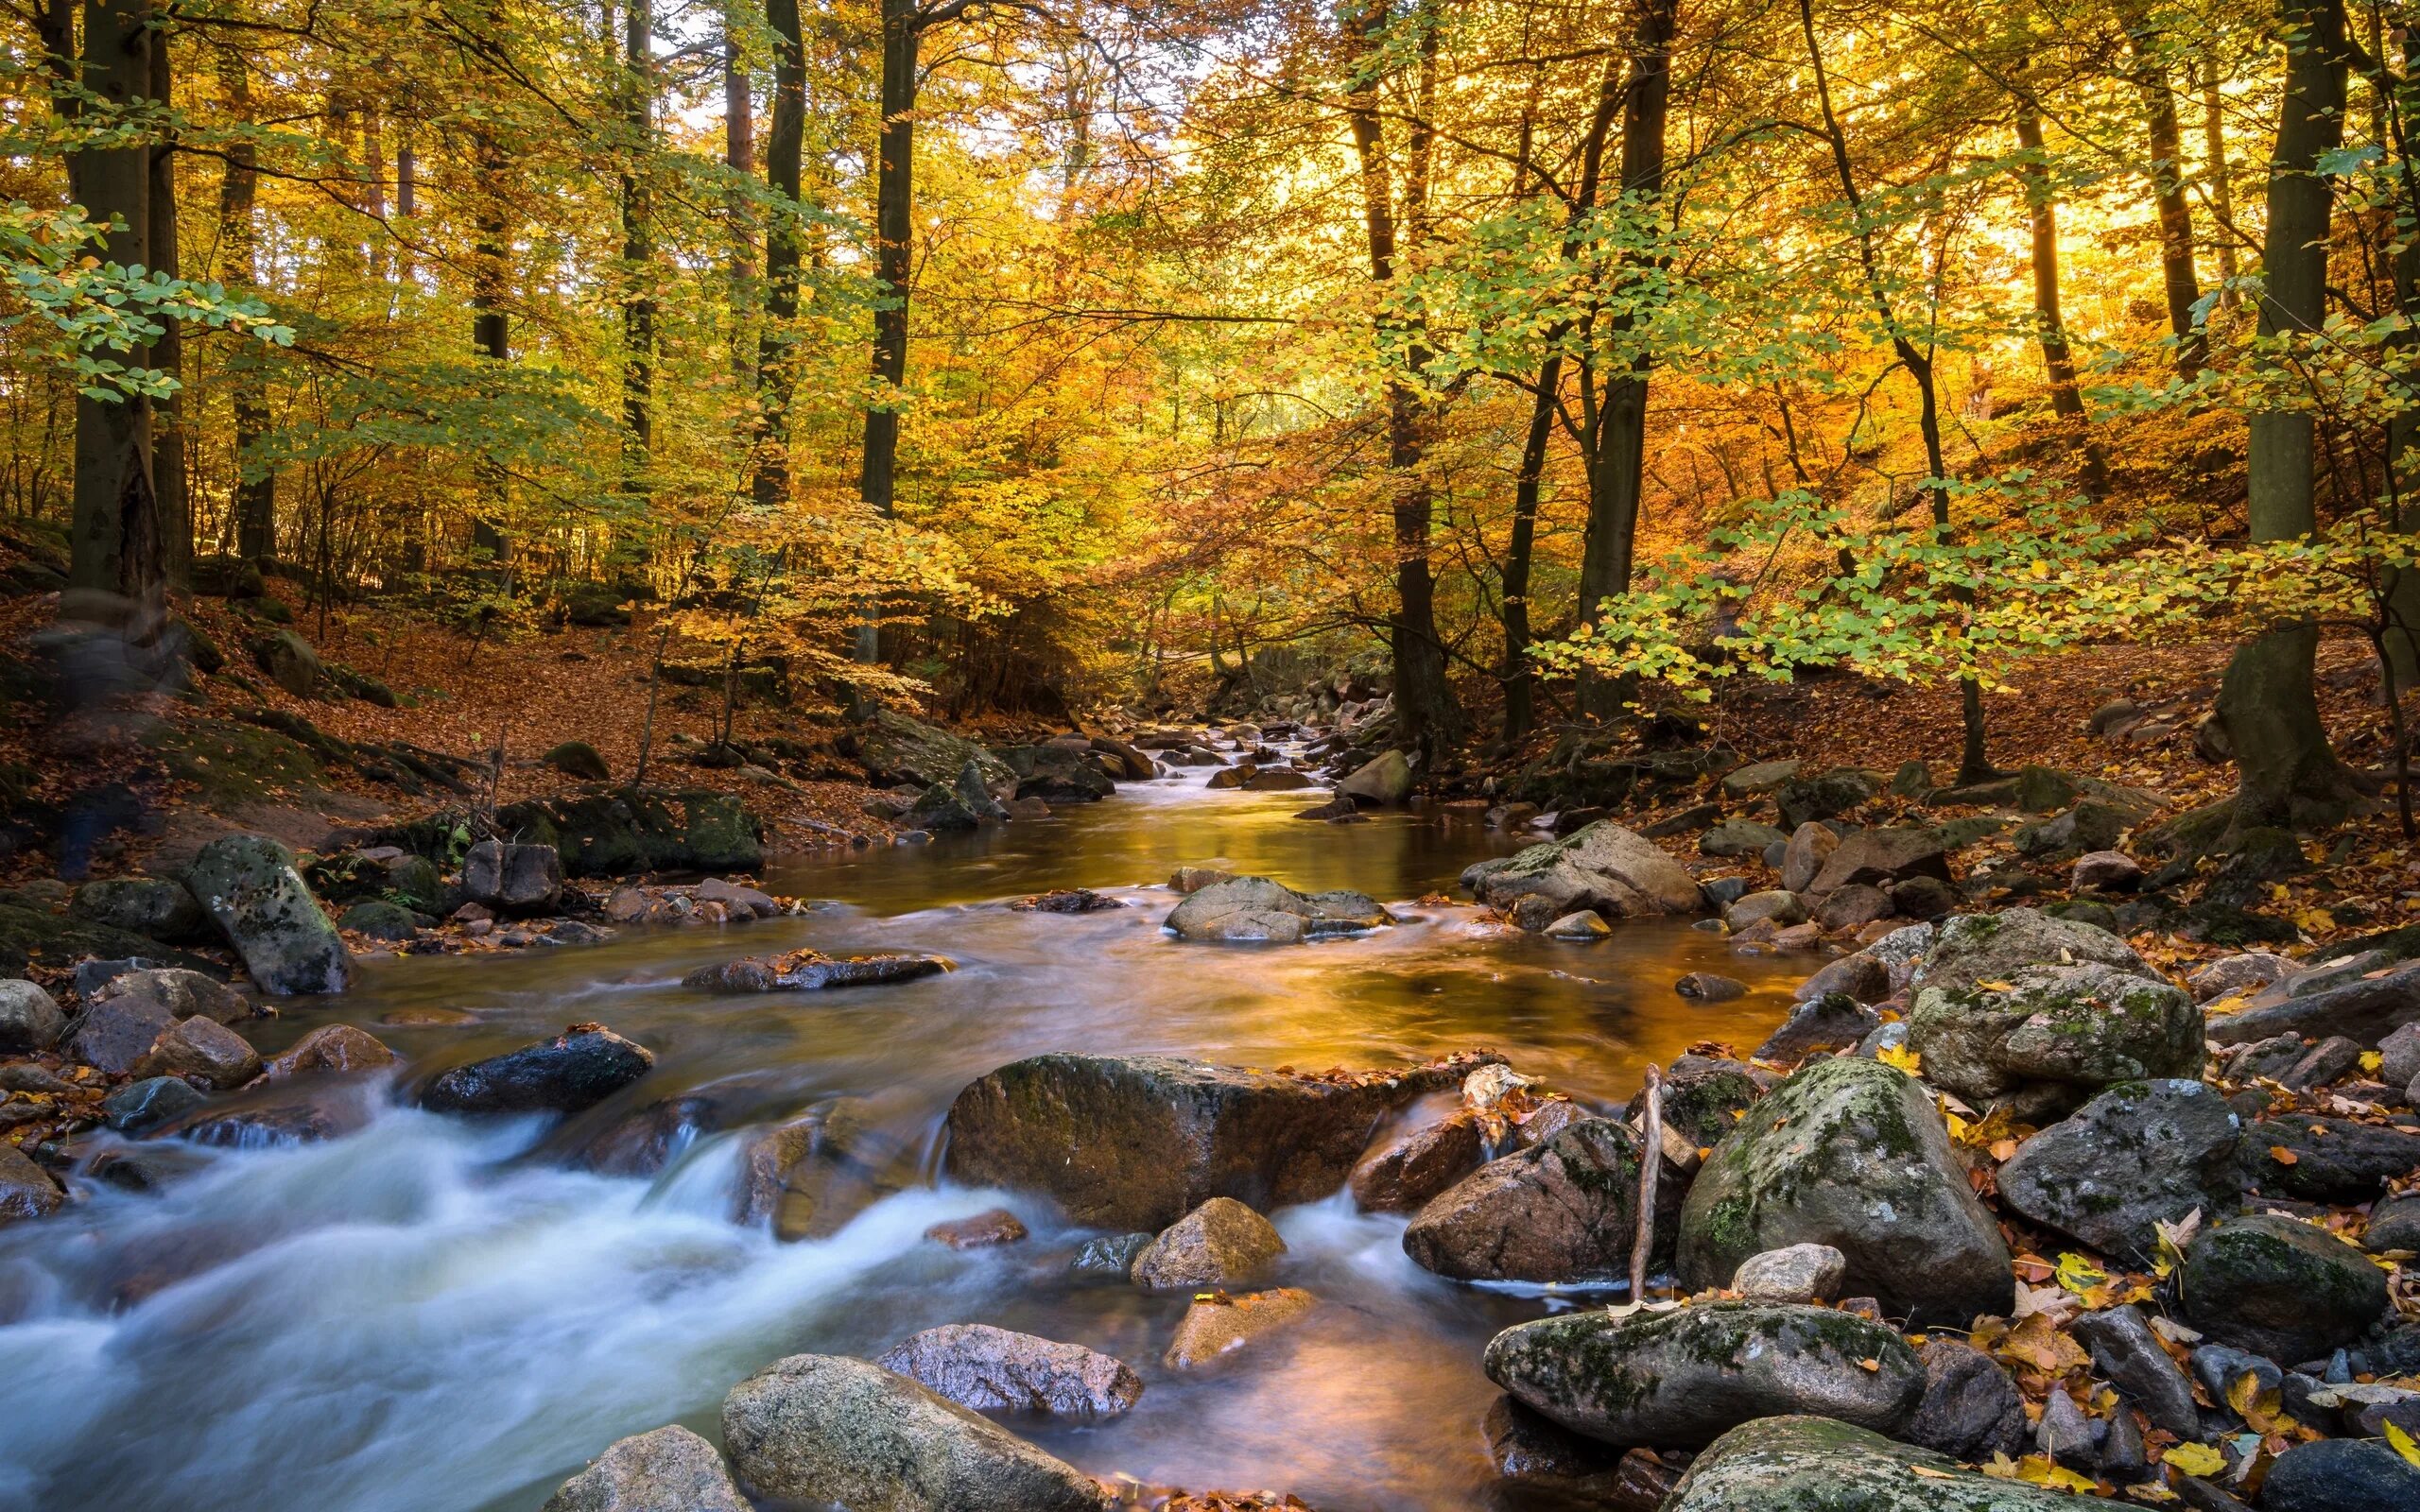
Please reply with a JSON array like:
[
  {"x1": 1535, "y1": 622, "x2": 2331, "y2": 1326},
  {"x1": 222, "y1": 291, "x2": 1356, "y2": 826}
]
[{"x1": 0, "y1": 763, "x2": 1807, "y2": 1512}]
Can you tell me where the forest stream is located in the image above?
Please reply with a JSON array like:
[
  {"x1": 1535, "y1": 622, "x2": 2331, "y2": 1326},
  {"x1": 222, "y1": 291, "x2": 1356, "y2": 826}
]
[{"x1": 0, "y1": 757, "x2": 1806, "y2": 1512}]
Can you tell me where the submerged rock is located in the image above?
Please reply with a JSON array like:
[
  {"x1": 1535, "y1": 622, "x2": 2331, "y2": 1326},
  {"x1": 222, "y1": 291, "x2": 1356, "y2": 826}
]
[
  {"x1": 539, "y1": 1424, "x2": 747, "y2": 1512},
  {"x1": 1009, "y1": 888, "x2": 1123, "y2": 914},
  {"x1": 874, "y1": 1325, "x2": 1142, "y2": 1418},
  {"x1": 1163, "y1": 1287, "x2": 1317, "y2": 1369},
  {"x1": 943, "y1": 1051, "x2": 1495, "y2": 1228},
  {"x1": 1403, "y1": 1118, "x2": 1661, "y2": 1284},
  {"x1": 683, "y1": 949, "x2": 947, "y2": 992},
  {"x1": 1486, "y1": 1302, "x2": 1923, "y2": 1449},
  {"x1": 419, "y1": 1024, "x2": 654, "y2": 1115},
  {"x1": 185, "y1": 833, "x2": 353, "y2": 996},
  {"x1": 720, "y1": 1353, "x2": 1111, "y2": 1511},
  {"x1": 1676, "y1": 1057, "x2": 2012, "y2": 1326},
  {"x1": 1161, "y1": 875, "x2": 1390, "y2": 943},
  {"x1": 1461, "y1": 820, "x2": 1701, "y2": 929},
  {"x1": 1663, "y1": 1415, "x2": 2116, "y2": 1512}
]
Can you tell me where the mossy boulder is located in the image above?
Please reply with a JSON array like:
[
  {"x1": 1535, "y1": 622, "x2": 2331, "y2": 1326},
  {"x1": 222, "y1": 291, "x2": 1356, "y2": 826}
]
[
  {"x1": 841, "y1": 708, "x2": 1014, "y2": 793},
  {"x1": 388, "y1": 787, "x2": 763, "y2": 876},
  {"x1": 1162, "y1": 875, "x2": 1390, "y2": 943},
  {"x1": 1402, "y1": 1118, "x2": 1664, "y2": 1283},
  {"x1": 1483, "y1": 1302, "x2": 1924, "y2": 1449},
  {"x1": 1461, "y1": 819, "x2": 1702, "y2": 930},
  {"x1": 1676, "y1": 1057, "x2": 2013, "y2": 1326},
  {"x1": 247, "y1": 628, "x2": 323, "y2": 696},
  {"x1": 2179, "y1": 1211, "x2": 2390, "y2": 1363},
  {"x1": 337, "y1": 900, "x2": 424, "y2": 941},
  {"x1": 69, "y1": 876, "x2": 213, "y2": 945},
  {"x1": 1996, "y1": 1079, "x2": 2245, "y2": 1263},
  {"x1": 1912, "y1": 907, "x2": 2158, "y2": 995},
  {"x1": 1907, "y1": 962, "x2": 2204, "y2": 1123},
  {"x1": 184, "y1": 833, "x2": 353, "y2": 995},
  {"x1": 1662, "y1": 1416, "x2": 2123, "y2": 1512},
  {"x1": 0, "y1": 901, "x2": 206, "y2": 979}
]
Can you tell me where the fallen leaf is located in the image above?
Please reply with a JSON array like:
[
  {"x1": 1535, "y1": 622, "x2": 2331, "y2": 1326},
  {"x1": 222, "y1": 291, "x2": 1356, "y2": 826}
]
[
  {"x1": 2162, "y1": 1441, "x2": 2226, "y2": 1477},
  {"x1": 2269, "y1": 1145, "x2": 2299, "y2": 1166},
  {"x1": 2390, "y1": 1420, "x2": 2420, "y2": 1469}
]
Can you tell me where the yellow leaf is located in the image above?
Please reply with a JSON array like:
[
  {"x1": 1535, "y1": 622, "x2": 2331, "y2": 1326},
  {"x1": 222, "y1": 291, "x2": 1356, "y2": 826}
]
[
  {"x1": 2269, "y1": 1145, "x2": 2299, "y2": 1166},
  {"x1": 2390, "y1": 1420, "x2": 2420, "y2": 1469},
  {"x1": 2054, "y1": 1252, "x2": 2109, "y2": 1294},
  {"x1": 2360, "y1": 1051, "x2": 2383, "y2": 1074},
  {"x1": 1909, "y1": 1465, "x2": 1956, "y2": 1480},
  {"x1": 1976, "y1": 978, "x2": 2017, "y2": 991},
  {"x1": 2163, "y1": 1441, "x2": 2227, "y2": 1477},
  {"x1": 1878, "y1": 1042, "x2": 1924, "y2": 1075}
]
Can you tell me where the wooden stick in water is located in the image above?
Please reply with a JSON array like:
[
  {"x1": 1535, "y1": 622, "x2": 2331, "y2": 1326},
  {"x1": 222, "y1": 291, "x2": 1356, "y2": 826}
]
[{"x1": 1631, "y1": 1062, "x2": 1662, "y2": 1305}]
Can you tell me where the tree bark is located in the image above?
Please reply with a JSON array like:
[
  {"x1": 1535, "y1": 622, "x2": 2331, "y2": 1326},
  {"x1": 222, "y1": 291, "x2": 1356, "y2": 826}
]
[
  {"x1": 1573, "y1": 0, "x2": 1676, "y2": 723},
  {"x1": 851, "y1": 0, "x2": 922, "y2": 671},
  {"x1": 752, "y1": 0, "x2": 805, "y2": 512},
  {"x1": 148, "y1": 26, "x2": 186, "y2": 591},
  {"x1": 2381, "y1": 42, "x2": 2420, "y2": 681},
  {"x1": 725, "y1": 0, "x2": 755, "y2": 380},
  {"x1": 468, "y1": 1, "x2": 511, "y2": 577},
  {"x1": 620, "y1": 0, "x2": 655, "y2": 506},
  {"x1": 1502, "y1": 355, "x2": 1559, "y2": 740},
  {"x1": 2127, "y1": 20, "x2": 2205, "y2": 373},
  {"x1": 2201, "y1": 56, "x2": 2239, "y2": 305},
  {"x1": 69, "y1": 0, "x2": 160, "y2": 610},
  {"x1": 216, "y1": 47, "x2": 275, "y2": 564},
  {"x1": 2012, "y1": 101, "x2": 2084, "y2": 419},
  {"x1": 2219, "y1": 0, "x2": 2362, "y2": 828}
]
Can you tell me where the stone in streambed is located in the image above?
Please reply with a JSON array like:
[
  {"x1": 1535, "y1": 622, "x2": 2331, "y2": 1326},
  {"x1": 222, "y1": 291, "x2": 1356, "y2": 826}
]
[
  {"x1": 1663, "y1": 1415, "x2": 2119, "y2": 1512},
  {"x1": 1336, "y1": 749, "x2": 1412, "y2": 805},
  {"x1": 184, "y1": 833, "x2": 353, "y2": 996},
  {"x1": 1907, "y1": 962, "x2": 2203, "y2": 1122},
  {"x1": 683, "y1": 950, "x2": 947, "y2": 991},
  {"x1": 874, "y1": 1325, "x2": 1141, "y2": 1418},
  {"x1": 1792, "y1": 951, "x2": 1889, "y2": 1004},
  {"x1": 1753, "y1": 991, "x2": 1879, "y2": 1061},
  {"x1": 418, "y1": 1023, "x2": 653, "y2": 1115},
  {"x1": 1904, "y1": 1339, "x2": 2028, "y2": 1461},
  {"x1": 1805, "y1": 829, "x2": 1950, "y2": 896},
  {"x1": 0, "y1": 979, "x2": 64, "y2": 1053},
  {"x1": 133, "y1": 1014, "x2": 260, "y2": 1090},
  {"x1": 1132, "y1": 1196, "x2": 1284, "y2": 1288},
  {"x1": 2256, "y1": 1437, "x2": 2420, "y2": 1512},
  {"x1": 1482, "y1": 1301, "x2": 1924, "y2": 1449},
  {"x1": 1068, "y1": 1232, "x2": 1151, "y2": 1280},
  {"x1": 260, "y1": 1023, "x2": 396, "y2": 1081},
  {"x1": 720, "y1": 1353, "x2": 1111, "y2": 1512},
  {"x1": 1349, "y1": 1106, "x2": 1483, "y2": 1212},
  {"x1": 539, "y1": 1424, "x2": 747, "y2": 1512},
  {"x1": 926, "y1": 1208, "x2": 1028, "y2": 1249},
  {"x1": 1163, "y1": 1287, "x2": 1318, "y2": 1369},
  {"x1": 0, "y1": 1143, "x2": 62, "y2": 1224},
  {"x1": 1161, "y1": 875, "x2": 1390, "y2": 942},
  {"x1": 1731, "y1": 1243, "x2": 1846, "y2": 1304},
  {"x1": 1544, "y1": 910, "x2": 1610, "y2": 939},
  {"x1": 65, "y1": 967, "x2": 253, "y2": 1075},
  {"x1": 942, "y1": 1050, "x2": 1495, "y2": 1228},
  {"x1": 1676, "y1": 971, "x2": 1747, "y2": 1002},
  {"x1": 1461, "y1": 820, "x2": 1702, "y2": 928},
  {"x1": 1676, "y1": 1057, "x2": 2013, "y2": 1326},
  {"x1": 1996, "y1": 1078, "x2": 2245, "y2": 1263},
  {"x1": 2179, "y1": 1211, "x2": 2389, "y2": 1363},
  {"x1": 1402, "y1": 1118, "x2": 1661, "y2": 1283},
  {"x1": 103, "y1": 1074, "x2": 206, "y2": 1134}
]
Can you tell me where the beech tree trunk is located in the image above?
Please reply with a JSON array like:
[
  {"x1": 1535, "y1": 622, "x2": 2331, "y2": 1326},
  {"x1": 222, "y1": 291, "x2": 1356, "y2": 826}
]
[
  {"x1": 2128, "y1": 21, "x2": 2205, "y2": 373},
  {"x1": 724, "y1": 0, "x2": 755, "y2": 380},
  {"x1": 752, "y1": 0, "x2": 805, "y2": 511},
  {"x1": 469, "y1": 11, "x2": 510, "y2": 577},
  {"x1": 148, "y1": 28, "x2": 187, "y2": 591},
  {"x1": 2013, "y1": 100, "x2": 2084, "y2": 419},
  {"x1": 620, "y1": 0, "x2": 655, "y2": 506},
  {"x1": 217, "y1": 47, "x2": 275, "y2": 563}
]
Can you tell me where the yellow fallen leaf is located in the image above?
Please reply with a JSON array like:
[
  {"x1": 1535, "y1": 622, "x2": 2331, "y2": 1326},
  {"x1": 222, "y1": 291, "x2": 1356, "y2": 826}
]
[
  {"x1": 1909, "y1": 1465, "x2": 1956, "y2": 1479},
  {"x1": 1977, "y1": 979, "x2": 2017, "y2": 991},
  {"x1": 2390, "y1": 1420, "x2": 2420, "y2": 1469},
  {"x1": 1858, "y1": 1356, "x2": 1881, "y2": 1371},
  {"x1": 1877, "y1": 1042, "x2": 1924, "y2": 1075},
  {"x1": 2362, "y1": 1051, "x2": 2385, "y2": 1074},
  {"x1": 2163, "y1": 1441, "x2": 2227, "y2": 1476},
  {"x1": 2055, "y1": 1252, "x2": 2109, "y2": 1294},
  {"x1": 2269, "y1": 1145, "x2": 2299, "y2": 1166}
]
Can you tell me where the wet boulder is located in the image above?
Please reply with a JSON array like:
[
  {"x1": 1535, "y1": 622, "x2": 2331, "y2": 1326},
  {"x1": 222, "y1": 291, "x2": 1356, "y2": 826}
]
[
  {"x1": 0, "y1": 979, "x2": 64, "y2": 1053},
  {"x1": 1911, "y1": 907, "x2": 2155, "y2": 995},
  {"x1": 539, "y1": 1424, "x2": 747, "y2": 1512},
  {"x1": 1336, "y1": 749, "x2": 1412, "y2": 805},
  {"x1": 1403, "y1": 1118, "x2": 1662, "y2": 1283},
  {"x1": 419, "y1": 1023, "x2": 654, "y2": 1116},
  {"x1": 70, "y1": 876, "x2": 212, "y2": 945},
  {"x1": 103, "y1": 1074, "x2": 206, "y2": 1134},
  {"x1": 873, "y1": 1325, "x2": 1143, "y2": 1418},
  {"x1": 1349, "y1": 1106, "x2": 1484, "y2": 1212},
  {"x1": 719, "y1": 1353, "x2": 1111, "y2": 1512},
  {"x1": 943, "y1": 1051, "x2": 1495, "y2": 1228},
  {"x1": 133, "y1": 1015, "x2": 261, "y2": 1090},
  {"x1": 1161, "y1": 876, "x2": 1389, "y2": 943},
  {"x1": 261, "y1": 1023, "x2": 397, "y2": 1080},
  {"x1": 1724, "y1": 890, "x2": 1806, "y2": 932},
  {"x1": 1996, "y1": 1079, "x2": 2243, "y2": 1263},
  {"x1": 576, "y1": 1095, "x2": 723, "y2": 1177},
  {"x1": 184, "y1": 833, "x2": 353, "y2": 996},
  {"x1": 1009, "y1": 888, "x2": 1122, "y2": 914},
  {"x1": 1001, "y1": 745, "x2": 1112, "y2": 804},
  {"x1": 683, "y1": 949, "x2": 946, "y2": 992},
  {"x1": 842, "y1": 708, "x2": 1016, "y2": 794},
  {"x1": 65, "y1": 967, "x2": 251, "y2": 1075},
  {"x1": 462, "y1": 839, "x2": 564, "y2": 918},
  {"x1": 1753, "y1": 992, "x2": 1879, "y2": 1062},
  {"x1": 1484, "y1": 1302, "x2": 1924, "y2": 1449},
  {"x1": 1460, "y1": 820, "x2": 1701, "y2": 929},
  {"x1": 1131, "y1": 1196, "x2": 1286, "y2": 1288},
  {"x1": 1662, "y1": 1415, "x2": 2112, "y2": 1512},
  {"x1": 1805, "y1": 829, "x2": 1950, "y2": 897},
  {"x1": 2179, "y1": 1212, "x2": 2391, "y2": 1363},
  {"x1": 1163, "y1": 1287, "x2": 1317, "y2": 1369},
  {"x1": 0, "y1": 1143, "x2": 62, "y2": 1224},
  {"x1": 1676, "y1": 1057, "x2": 2013, "y2": 1326},
  {"x1": 1907, "y1": 963, "x2": 2203, "y2": 1123}
]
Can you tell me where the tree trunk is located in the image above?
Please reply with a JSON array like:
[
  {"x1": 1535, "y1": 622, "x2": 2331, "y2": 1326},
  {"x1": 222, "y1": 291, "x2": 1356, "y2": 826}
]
[
  {"x1": 2202, "y1": 56, "x2": 2240, "y2": 305},
  {"x1": 217, "y1": 47, "x2": 275, "y2": 563},
  {"x1": 1344, "y1": 0, "x2": 1460, "y2": 762},
  {"x1": 2382, "y1": 41, "x2": 2420, "y2": 681},
  {"x1": 2012, "y1": 101, "x2": 2084, "y2": 419},
  {"x1": 470, "y1": 3, "x2": 510, "y2": 576},
  {"x1": 752, "y1": 0, "x2": 805, "y2": 512},
  {"x1": 69, "y1": 0, "x2": 159, "y2": 611},
  {"x1": 148, "y1": 28, "x2": 187, "y2": 592},
  {"x1": 1573, "y1": 0, "x2": 1676, "y2": 722},
  {"x1": 725, "y1": 0, "x2": 755, "y2": 380},
  {"x1": 2220, "y1": 0, "x2": 2362, "y2": 827},
  {"x1": 620, "y1": 0, "x2": 655, "y2": 506},
  {"x1": 2128, "y1": 21, "x2": 2205, "y2": 373},
  {"x1": 853, "y1": 0, "x2": 919, "y2": 670},
  {"x1": 1502, "y1": 355, "x2": 1560, "y2": 741}
]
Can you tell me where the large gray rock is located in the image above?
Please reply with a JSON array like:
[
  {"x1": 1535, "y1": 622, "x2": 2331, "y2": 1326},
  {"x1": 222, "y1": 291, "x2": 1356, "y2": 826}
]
[
  {"x1": 64, "y1": 967, "x2": 251, "y2": 1074},
  {"x1": 133, "y1": 1014, "x2": 261, "y2": 1090},
  {"x1": 1161, "y1": 875, "x2": 1389, "y2": 943},
  {"x1": 185, "y1": 834, "x2": 353, "y2": 995},
  {"x1": 2179, "y1": 1212, "x2": 2391, "y2": 1363},
  {"x1": 0, "y1": 1143, "x2": 62, "y2": 1223},
  {"x1": 1907, "y1": 963, "x2": 2203, "y2": 1122},
  {"x1": 419, "y1": 1025, "x2": 654, "y2": 1115},
  {"x1": 1805, "y1": 829, "x2": 1951, "y2": 897},
  {"x1": 1336, "y1": 749, "x2": 1412, "y2": 805},
  {"x1": 943, "y1": 1051, "x2": 1494, "y2": 1228},
  {"x1": 1666, "y1": 1417, "x2": 2122, "y2": 1512},
  {"x1": 1131, "y1": 1196, "x2": 1285, "y2": 1288},
  {"x1": 461, "y1": 840, "x2": 564, "y2": 918},
  {"x1": 1911, "y1": 907, "x2": 2155, "y2": 995},
  {"x1": 1461, "y1": 820, "x2": 1702, "y2": 929},
  {"x1": 843, "y1": 708, "x2": 1016, "y2": 793},
  {"x1": 1996, "y1": 1079, "x2": 2244, "y2": 1263},
  {"x1": 539, "y1": 1425, "x2": 746, "y2": 1512},
  {"x1": 1780, "y1": 822, "x2": 1839, "y2": 893},
  {"x1": 1485, "y1": 1302, "x2": 1922, "y2": 1450},
  {"x1": 719, "y1": 1353, "x2": 1111, "y2": 1511},
  {"x1": 70, "y1": 876, "x2": 212, "y2": 945},
  {"x1": 873, "y1": 1325, "x2": 1142, "y2": 1418},
  {"x1": 1676, "y1": 1057, "x2": 2012, "y2": 1326},
  {"x1": 2204, "y1": 955, "x2": 2420, "y2": 1047},
  {"x1": 1403, "y1": 1118, "x2": 1660, "y2": 1283},
  {"x1": 1904, "y1": 1340, "x2": 2026, "y2": 1461},
  {"x1": 0, "y1": 979, "x2": 64, "y2": 1053}
]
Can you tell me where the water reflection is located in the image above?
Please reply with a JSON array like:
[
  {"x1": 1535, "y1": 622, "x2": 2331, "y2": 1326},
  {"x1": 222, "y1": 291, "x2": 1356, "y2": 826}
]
[{"x1": 0, "y1": 776, "x2": 1804, "y2": 1512}]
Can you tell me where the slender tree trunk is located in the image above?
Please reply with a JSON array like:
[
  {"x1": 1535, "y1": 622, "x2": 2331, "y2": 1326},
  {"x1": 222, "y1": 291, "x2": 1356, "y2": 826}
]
[
  {"x1": 1503, "y1": 355, "x2": 1560, "y2": 741},
  {"x1": 2381, "y1": 43, "x2": 2420, "y2": 681},
  {"x1": 752, "y1": 0, "x2": 805, "y2": 511},
  {"x1": 1344, "y1": 0, "x2": 1460, "y2": 763},
  {"x1": 148, "y1": 26, "x2": 187, "y2": 592},
  {"x1": 1800, "y1": 0, "x2": 1992, "y2": 781},
  {"x1": 2219, "y1": 0, "x2": 2363, "y2": 827},
  {"x1": 854, "y1": 0, "x2": 921, "y2": 669},
  {"x1": 2202, "y1": 56, "x2": 2240, "y2": 305},
  {"x1": 470, "y1": 7, "x2": 510, "y2": 577},
  {"x1": 217, "y1": 48, "x2": 275, "y2": 564},
  {"x1": 620, "y1": 0, "x2": 655, "y2": 507},
  {"x1": 69, "y1": 0, "x2": 160, "y2": 612},
  {"x1": 2012, "y1": 101, "x2": 2085, "y2": 419},
  {"x1": 2128, "y1": 21, "x2": 2205, "y2": 372},
  {"x1": 1574, "y1": 0, "x2": 1676, "y2": 722},
  {"x1": 725, "y1": 0, "x2": 756, "y2": 381}
]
